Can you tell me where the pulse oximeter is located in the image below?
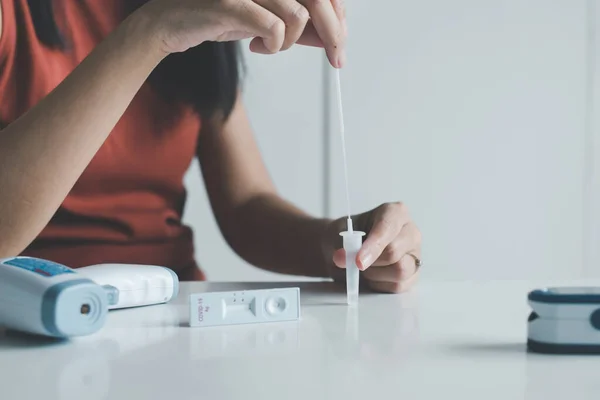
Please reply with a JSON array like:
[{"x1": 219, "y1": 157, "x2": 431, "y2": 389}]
[{"x1": 527, "y1": 286, "x2": 600, "y2": 354}]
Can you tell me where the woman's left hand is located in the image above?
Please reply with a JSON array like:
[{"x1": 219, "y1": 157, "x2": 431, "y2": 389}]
[{"x1": 323, "y1": 202, "x2": 422, "y2": 293}]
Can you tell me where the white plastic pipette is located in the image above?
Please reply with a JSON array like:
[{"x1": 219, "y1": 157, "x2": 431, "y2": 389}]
[{"x1": 334, "y1": 68, "x2": 365, "y2": 306}]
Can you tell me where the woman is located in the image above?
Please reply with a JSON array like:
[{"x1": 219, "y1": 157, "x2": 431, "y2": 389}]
[{"x1": 0, "y1": 0, "x2": 421, "y2": 293}]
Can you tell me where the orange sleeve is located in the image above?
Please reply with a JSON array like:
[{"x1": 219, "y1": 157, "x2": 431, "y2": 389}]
[{"x1": 0, "y1": 0, "x2": 16, "y2": 60}]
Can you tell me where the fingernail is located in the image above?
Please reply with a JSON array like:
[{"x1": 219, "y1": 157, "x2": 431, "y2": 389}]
[
  {"x1": 337, "y1": 52, "x2": 346, "y2": 68},
  {"x1": 360, "y1": 252, "x2": 372, "y2": 269}
]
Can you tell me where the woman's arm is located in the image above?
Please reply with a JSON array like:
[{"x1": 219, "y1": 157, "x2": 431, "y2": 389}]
[
  {"x1": 197, "y1": 95, "x2": 333, "y2": 278},
  {"x1": 198, "y1": 93, "x2": 424, "y2": 293},
  {"x1": 0, "y1": 0, "x2": 346, "y2": 260},
  {"x1": 0, "y1": 13, "x2": 164, "y2": 258}
]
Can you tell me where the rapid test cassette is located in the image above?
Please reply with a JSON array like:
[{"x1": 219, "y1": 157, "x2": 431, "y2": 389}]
[
  {"x1": 527, "y1": 286, "x2": 600, "y2": 354},
  {"x1": 189, "y1": 287, "x2": 300, "y2": 328}
]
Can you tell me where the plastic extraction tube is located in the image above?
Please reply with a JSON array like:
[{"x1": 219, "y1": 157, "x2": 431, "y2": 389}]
[{"x1": 340, "y1": 218, "x2": 365, "y2": 306}]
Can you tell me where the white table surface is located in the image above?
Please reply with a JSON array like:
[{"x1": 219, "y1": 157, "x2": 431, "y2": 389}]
[{"x1": 1, "y1": 279, "x2": 599, "y2": 400}]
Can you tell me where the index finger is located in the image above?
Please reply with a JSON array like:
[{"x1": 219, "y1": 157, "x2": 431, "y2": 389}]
[
  {"x1": 297, "y1": 0, "x2": 345, "y2": 67},
  {"x1": 330, "y1": 0, "x2": 347, "y2": 35},
  {"x1": 357, "y1": 208, "x2": 409, "y2": 270}
]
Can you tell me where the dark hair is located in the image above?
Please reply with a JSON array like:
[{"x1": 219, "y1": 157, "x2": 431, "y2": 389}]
[{"x1": 27, "y1": 0, "x2": 242, "y2": 123}]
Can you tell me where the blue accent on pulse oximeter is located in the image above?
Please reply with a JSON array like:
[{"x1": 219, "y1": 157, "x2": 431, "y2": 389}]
[{"x1": 528, "y1": 288, "x2": 600, "y2": 304}]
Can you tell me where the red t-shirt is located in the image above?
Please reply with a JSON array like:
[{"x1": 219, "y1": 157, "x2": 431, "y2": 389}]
[{"x1": 0, "y1": 0, "x2": 206, "y2": 280}]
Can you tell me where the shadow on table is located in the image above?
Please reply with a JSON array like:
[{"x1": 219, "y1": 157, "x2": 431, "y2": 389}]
[
  {"x1": 199, "y1": 281, "x2": 343, "y2": 293},
  {"x1": 0, "y1": 328, "x2": 69, "y2": 349},
  {"x1": 443, "y1": 341, "x2": 527, "y2": 355}
]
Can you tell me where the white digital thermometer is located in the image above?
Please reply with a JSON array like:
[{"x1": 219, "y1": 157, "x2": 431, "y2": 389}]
[
  {"x1": 527, "y1": 286, "x2": 600, "y2": 354},
  {"x1": 77, "y1": 263, "x2": 179, "y2": 310},
  {"x1": 189, "y1": 287, "x2": 300, "y2": 328},
  {"x1": 0, "y1": 256, "x2": 109, "y2": 338}
]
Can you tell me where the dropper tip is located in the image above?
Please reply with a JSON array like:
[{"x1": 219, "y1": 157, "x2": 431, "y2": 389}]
[{"x1": 346, "y1": 217, "x2": 353, "y2": 232}]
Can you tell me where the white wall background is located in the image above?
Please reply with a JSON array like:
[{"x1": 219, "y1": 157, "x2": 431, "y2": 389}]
[{"x1": 183, "y1": 0, "x2": 599, "y2": 282}]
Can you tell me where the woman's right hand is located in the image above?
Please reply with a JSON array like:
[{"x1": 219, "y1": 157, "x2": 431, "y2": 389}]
[{"x1": 137, "y1": 0, "x2": 347, "y2": 68}]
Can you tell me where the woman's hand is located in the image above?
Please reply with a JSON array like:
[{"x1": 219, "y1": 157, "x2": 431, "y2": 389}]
[
  {"x1": 323, "y1": 202, "x2": 422, "y2": 293},
  {"x1": 137, "y1": 0, "x2": 347, "y2": 67}
]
